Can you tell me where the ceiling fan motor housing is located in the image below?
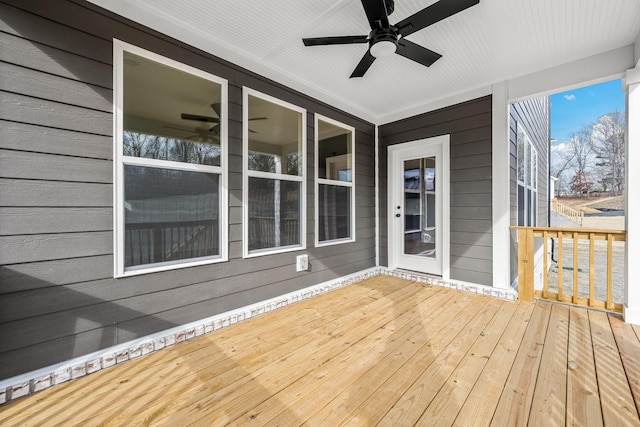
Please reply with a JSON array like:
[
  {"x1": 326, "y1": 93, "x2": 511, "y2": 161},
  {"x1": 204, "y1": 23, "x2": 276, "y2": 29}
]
[{"x1": 369, "y1": 28, "x2": 398, "y2": 57}]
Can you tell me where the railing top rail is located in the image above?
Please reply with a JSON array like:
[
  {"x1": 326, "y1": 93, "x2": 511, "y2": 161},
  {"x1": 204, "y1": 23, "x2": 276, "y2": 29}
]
[{"x1": 509, "y1": 226, "x2": 626, "y2": 235}]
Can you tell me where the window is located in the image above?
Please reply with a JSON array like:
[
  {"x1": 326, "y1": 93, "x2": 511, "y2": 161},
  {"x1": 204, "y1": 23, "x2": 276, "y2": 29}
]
[
  {"x1": 517, "y1": 123, "x2": 538, "y2": 226},
  {"x1": 243, "y1": 88, "x2": 306, "y2": 256},
  {"x1": 315, "y1": 115, "x2": 355, "y2": 246},
  {"x1": 114, "y1": 40, "x2": 228, "y2": 276}
]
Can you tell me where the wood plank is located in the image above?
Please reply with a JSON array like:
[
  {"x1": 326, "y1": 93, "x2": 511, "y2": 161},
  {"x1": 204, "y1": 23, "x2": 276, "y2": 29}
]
[
  {"x1": 453, "y1": 301, "x2": 535, "y2": 427},
  {"x1": 72, "y1": 281, "x2": 439, "y2": 426},
  {"x1": 1, "y1": 277, "x2": 415, "y2": 425},
  {"x1": 609, "y1": 314, "x2": 640, "y2": 419},
  {"x1": 415, "y1": 300, "x2": 519, "y2": 426},
  {"x1": 528, "y1": 303, "x2": 569, "y2": 426},
  {"x1": 230, "y1": 287, "x2": 461, "y2": 426},
  {"x1": 2, "y1": 280, "x2": 640, "y2": 427},
  {"x1": 376, "y1": 299, "x2": 504, "y2": 426},
  {"x1": 590, "y1": 310, "x2": 640, "y2": 426},
  {"x1": 490, "y1": 301, "x2": 552, "y2": 427},
  {"x1": 282, "y1": 290, "x2": 479, "y2": 426},
  {"x1": 566, "y1": 306, "x2": 603, "y2": 426}
]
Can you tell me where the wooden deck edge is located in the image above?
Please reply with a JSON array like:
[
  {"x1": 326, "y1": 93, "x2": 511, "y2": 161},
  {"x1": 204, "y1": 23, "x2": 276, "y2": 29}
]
[{"x1": 0, "y1": 267, "x2": 518, "y2": 406}]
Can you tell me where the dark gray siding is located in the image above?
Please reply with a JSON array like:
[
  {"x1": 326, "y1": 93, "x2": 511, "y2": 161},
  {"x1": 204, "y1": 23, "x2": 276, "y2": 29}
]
[
  {"x1": 509, "y1": 97, "x2": 550, "y2": 283},
  {"x1": 379, "y1": 96, "x2": 493, "y2": 286},
  {"x1": 0, "y1": 0, "x2": 375, "y2": 378}
]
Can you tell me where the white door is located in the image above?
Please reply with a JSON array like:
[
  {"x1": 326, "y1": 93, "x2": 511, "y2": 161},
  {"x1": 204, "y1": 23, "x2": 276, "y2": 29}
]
[{"x1": 388, "y1": 135, "x2": 449, "y2": 278}]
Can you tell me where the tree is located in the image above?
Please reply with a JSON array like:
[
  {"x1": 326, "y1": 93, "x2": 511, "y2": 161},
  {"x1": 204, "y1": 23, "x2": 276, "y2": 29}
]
[
  {"x1": 566, "y1": 126, "x2": 595, "y2": 196},
  {"x1": 569, "y1": 170, "x2": 594, "y2": 195},
  {"x1": 590, "y1": 111, "x2": 625, "y2": 195}
]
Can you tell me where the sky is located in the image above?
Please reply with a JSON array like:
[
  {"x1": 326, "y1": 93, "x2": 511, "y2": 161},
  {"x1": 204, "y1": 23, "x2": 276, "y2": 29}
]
[{"x1": 550, "y1": 79, "x2": 625, "y2": 144}]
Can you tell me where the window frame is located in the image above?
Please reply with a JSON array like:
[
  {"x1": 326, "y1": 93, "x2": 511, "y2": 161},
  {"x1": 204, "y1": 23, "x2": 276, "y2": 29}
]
[
  {"x1": 516, "y1": 123, "x2": 538, "y2": 227},
  {"x1": 242, "y1": 87, "x2": 307, "y2": 258},
  {"x1": 314, "y1": 114, "x2": 356, "y2": 247},
  {"x1": 113, "y1": 40, "x2": 229, "y2": 277}
]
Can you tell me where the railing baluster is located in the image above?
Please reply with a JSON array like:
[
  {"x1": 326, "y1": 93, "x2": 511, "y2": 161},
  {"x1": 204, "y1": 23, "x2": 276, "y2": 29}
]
[
  {"x1": 607, "y1": 233, "x2": 614, "y2": 311},
  {"x1": 558, "y1": 232, "x2": 564, "y2": 301},
  {"x1": 589, "y1": 232, "x2": 595, "y2": 307},
  {"x1": 543, "y1": 231, "x2": 549, "y2": 298},
  {"x1": 572, "y1": 231, "x2": 579, "y2": 304}
]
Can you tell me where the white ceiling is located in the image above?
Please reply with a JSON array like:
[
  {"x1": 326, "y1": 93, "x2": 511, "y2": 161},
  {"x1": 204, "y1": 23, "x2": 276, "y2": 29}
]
[{"x1": 90, "y1": 0, "x2": 640, "y2": 124}]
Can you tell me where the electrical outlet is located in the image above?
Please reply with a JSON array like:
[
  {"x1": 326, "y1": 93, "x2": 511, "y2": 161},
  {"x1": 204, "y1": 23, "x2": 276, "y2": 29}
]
[{"x1": 296, "y1": 254, "x2": 309, "y2": 272}]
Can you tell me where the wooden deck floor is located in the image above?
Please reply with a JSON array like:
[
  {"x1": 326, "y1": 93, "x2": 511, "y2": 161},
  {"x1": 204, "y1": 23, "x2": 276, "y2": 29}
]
[{"x1": 2, "y1": 276, "x2": 640, "y2": 426}]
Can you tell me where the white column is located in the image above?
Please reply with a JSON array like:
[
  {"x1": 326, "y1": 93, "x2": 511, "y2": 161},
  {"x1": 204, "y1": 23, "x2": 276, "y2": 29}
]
[
  {"x1": 624, "y1": 67, "x2": 640, "y2": 324},
  {"x1": 492, "y1": 82, "x2": 511, "y2": 289}
]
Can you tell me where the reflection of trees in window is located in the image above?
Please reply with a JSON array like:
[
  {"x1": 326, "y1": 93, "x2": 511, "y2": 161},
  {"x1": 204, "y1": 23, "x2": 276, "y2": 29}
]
[
  {"x1": 287, "y1": 152, "x2": 300, "y2": 175},
  {"x1": 124, "y1": 131, "x2": 220, "y2": 166},
  {"x1": 247, "y1": 152, "x2": 277, "y2": 173}
]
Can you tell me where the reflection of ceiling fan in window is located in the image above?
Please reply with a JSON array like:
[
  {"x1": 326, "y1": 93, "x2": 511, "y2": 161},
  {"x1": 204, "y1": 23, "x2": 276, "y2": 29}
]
[{"x1": 165, "y1": 103, "x2": 267, "y2": 140}]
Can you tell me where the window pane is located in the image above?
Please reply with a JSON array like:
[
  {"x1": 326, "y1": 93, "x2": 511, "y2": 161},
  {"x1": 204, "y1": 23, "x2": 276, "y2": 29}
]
[
  {"x1": 318, "y1": 184, "x2": 351, "y2": 242},
  {"x1": 123, "y1": 131, "x2": 220, "y2": 166},
  {"x1": 248, "y1": 177, "x2": 301, "y2": 252},
  {"x1": 404, "y1": 159, "x2": 420, "y2": 190},
  {"x1": 247, "y1": 94, "x2": 303, "y2": 176},
  {"x1": 123, "y1": 51, "x2": 222, "y2": 166},
  {"x1": 317, "y1": 119, "x2": 352, "y2": 181},
  {"x1": 124, "y1": 165, "x2": 220, "y2": 268},
  {"x1": 518, "y1": 184, "x2": 525, "y2": 226}
]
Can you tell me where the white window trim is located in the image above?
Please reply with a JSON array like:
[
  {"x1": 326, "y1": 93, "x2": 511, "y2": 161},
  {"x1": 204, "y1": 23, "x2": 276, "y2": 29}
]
[
  {"x1": 516, "y1": 123, "x2": 538, "y2": 227},
  {"x1": 314, "y1": 114, "x2": 356, "y2": 247},
  {"x1": 113, "y1": 39, "x2": 229, "y2": 277},
  {"x1": 242, "y1": 87, "x2": 307, "y2": 258}
]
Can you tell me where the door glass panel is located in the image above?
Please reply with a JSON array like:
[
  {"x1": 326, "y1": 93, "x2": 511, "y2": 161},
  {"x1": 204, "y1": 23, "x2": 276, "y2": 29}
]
[{"x1": 404, "y1": 157, "x2": 436, "y2": 258}]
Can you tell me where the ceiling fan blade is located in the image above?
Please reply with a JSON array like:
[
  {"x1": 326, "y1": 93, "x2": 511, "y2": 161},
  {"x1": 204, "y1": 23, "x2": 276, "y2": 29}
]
[
  {"x1": 210, "y1": 103, "x2": 222, "y2": 118},
  {"x1": 303, "y1": 35, "x2": 369, "y2": 46},
  {"x1": 350, "y1": 50, "x2": 376, "y2": 78},
  {"x1": 396, "y1": 0, "x2": 479, "y2": 38},
  {"x1": 249, "y1": 117, "x2": 268, "y2": 121},
  {"x1": 181, "y1": 113, "x2": 218, "y2": 123},
  {"x1": 360, "y1": 0, "x2": 390, "y2": 29},
  {"x1": 396, "y1": 39, "x2": 442, "y2": 67}
]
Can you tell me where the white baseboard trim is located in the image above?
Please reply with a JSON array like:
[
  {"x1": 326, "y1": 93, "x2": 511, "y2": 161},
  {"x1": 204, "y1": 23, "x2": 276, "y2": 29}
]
[{"x1": 0, "y1": 267, "x2": 517, "y2": 404}]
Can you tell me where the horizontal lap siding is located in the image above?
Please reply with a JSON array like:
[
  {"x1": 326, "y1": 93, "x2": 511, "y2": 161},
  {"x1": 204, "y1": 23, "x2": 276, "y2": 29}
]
[
  {"x1": 378, "y1": 96, "x2": 493, "y2": 285},
  {"x1": 0, "y1": 0, "x2": 375, "y2": 378}
]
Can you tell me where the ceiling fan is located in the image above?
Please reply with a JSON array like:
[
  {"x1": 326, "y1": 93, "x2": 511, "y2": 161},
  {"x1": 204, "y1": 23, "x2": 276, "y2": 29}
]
[
  {"x1": 178, "y1": 103, "x2": 267, "y2": 134},
  {"x1": 302, "y1": 0, "x2": 479, "y2": 78}
]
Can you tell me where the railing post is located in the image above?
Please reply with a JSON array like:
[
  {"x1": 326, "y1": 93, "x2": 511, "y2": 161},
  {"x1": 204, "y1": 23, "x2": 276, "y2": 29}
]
[{"x1": 517, "y1": 228, "x2": 534, "y2": 302}]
